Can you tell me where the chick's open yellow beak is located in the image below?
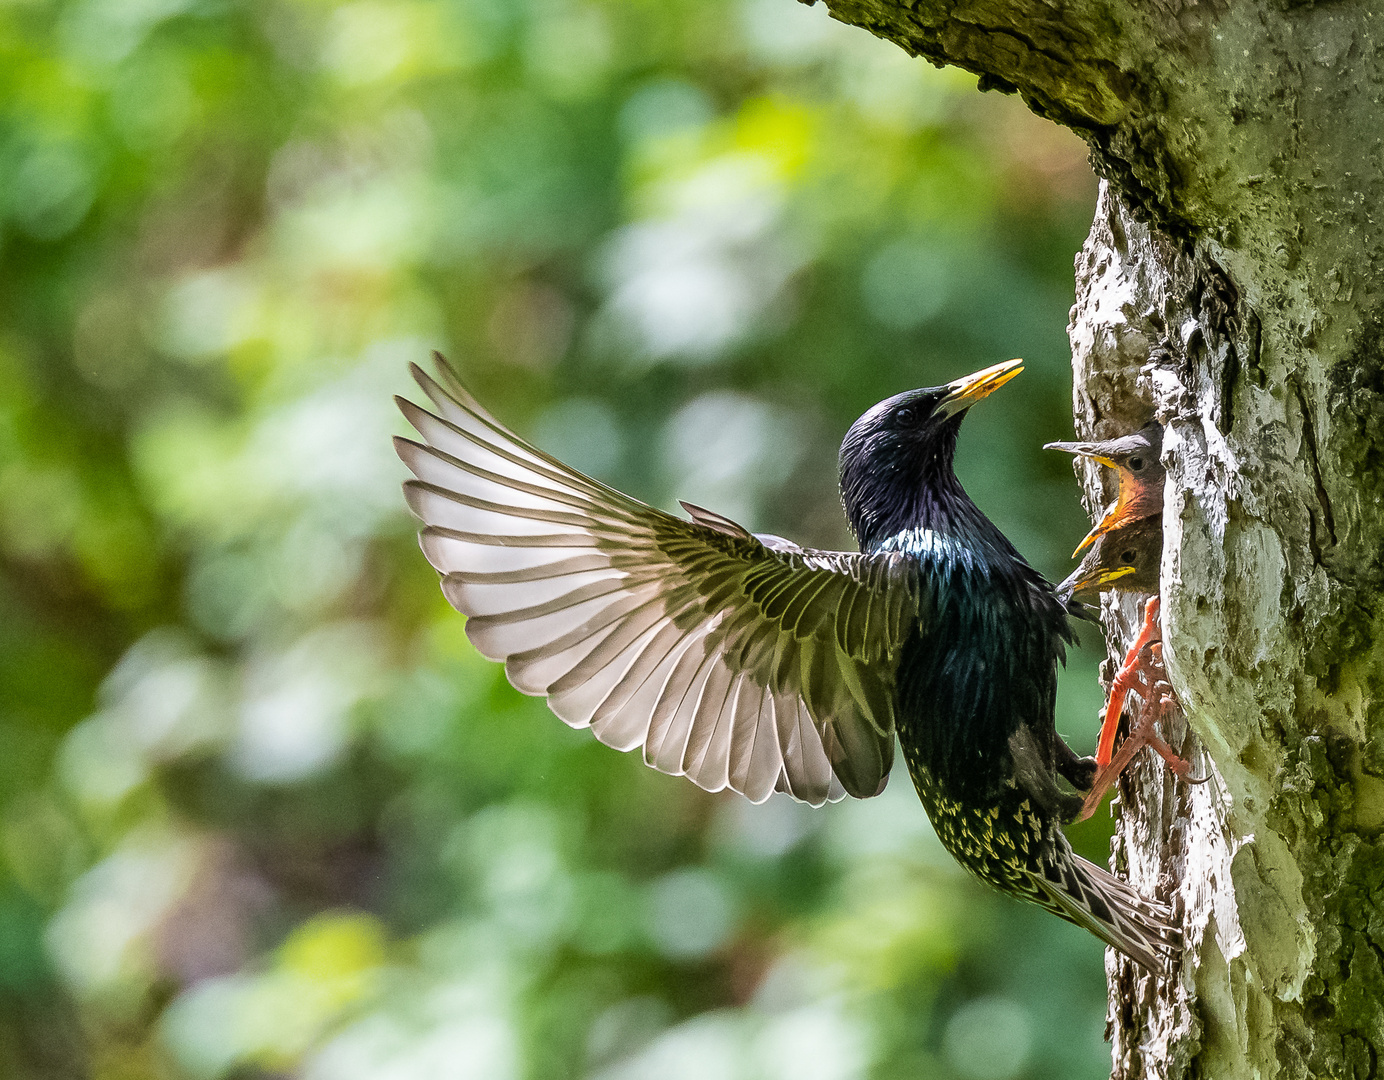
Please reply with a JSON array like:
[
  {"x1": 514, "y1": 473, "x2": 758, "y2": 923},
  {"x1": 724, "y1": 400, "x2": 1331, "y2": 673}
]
[
  {"x1": 1087, "y1": 565, "x2": 1137, "y2": 590},
  {"x1": 1065, "y1": 562, "x2": 1137, "y2": 599},
  {"x1": 1071, "y1": 482, "x2": 1144, "y2": 555},
  {"x1": 937, "y1": 359, "x2": 1024, "y2": 418}
]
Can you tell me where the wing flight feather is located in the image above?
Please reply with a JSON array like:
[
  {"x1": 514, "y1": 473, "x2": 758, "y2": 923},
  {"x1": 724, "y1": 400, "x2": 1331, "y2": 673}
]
[{"x1": 395, "y1": 355, "x2": 920, "y2": 805}]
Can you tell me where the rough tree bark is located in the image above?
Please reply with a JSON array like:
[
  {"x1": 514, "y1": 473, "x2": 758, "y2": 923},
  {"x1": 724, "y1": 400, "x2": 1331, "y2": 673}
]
[{"x1": 802, "y1": 1, "x2": 1384, "y2": 1077}]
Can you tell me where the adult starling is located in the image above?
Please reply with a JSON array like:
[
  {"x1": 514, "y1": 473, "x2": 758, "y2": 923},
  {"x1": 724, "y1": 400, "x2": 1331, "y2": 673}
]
[
  {"x1": 395, "y1": 354, "x2": 1178, "y2": 973},
  {"x1": 1045, "y1": 424, "x2": 1163, "y2": 555}
]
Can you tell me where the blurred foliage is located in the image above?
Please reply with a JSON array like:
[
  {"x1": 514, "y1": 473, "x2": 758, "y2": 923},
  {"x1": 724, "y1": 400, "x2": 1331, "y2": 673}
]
[{"x1": 0, "y1": 0, "x2": 1119, "y2": 1077}]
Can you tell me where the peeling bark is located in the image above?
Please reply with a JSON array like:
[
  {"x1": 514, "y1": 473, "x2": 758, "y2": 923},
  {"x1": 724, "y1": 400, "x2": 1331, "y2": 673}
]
[{"x1": 805, "y1": 0, "x2": 1384, "y2": 1076}]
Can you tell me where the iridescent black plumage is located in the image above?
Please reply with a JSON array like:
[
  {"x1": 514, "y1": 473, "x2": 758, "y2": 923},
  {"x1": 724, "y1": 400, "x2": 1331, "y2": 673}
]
[{"x1": 840, "y1": 376, "x2": 1176, "y2": 972}]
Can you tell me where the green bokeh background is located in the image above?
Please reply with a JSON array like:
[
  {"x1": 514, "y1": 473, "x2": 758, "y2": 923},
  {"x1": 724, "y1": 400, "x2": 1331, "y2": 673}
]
[{"x1": 0, "y1": 1, "x2": 1123, "y2": 1076}]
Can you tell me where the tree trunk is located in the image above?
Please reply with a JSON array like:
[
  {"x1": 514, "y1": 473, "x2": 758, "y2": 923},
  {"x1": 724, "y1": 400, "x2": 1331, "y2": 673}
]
[{"x1": 803, "y1": 0, "x2": 1384, "y2": 1076}]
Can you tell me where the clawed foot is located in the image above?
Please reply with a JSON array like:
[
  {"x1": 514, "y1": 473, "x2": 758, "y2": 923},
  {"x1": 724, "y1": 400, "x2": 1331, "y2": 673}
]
[
  {"x1": 1078, "y1": 608, "x2": 1204, "y2": 822},
  {"x1": 1077, "y1": 711, "x2": 1196, "y2": 822}
]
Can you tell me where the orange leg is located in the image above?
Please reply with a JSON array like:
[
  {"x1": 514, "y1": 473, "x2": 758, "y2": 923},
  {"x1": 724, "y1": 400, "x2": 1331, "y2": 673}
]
[
  {"x1": 1078, "y1": 717, "x2": 1148, "y2": 821},
  {"x1": 1095, "y1": 596, "x2": 1162, "y2": 767},
  {"x1": 1077, "y1": 644, "x2": 1203, "y2": 822}
]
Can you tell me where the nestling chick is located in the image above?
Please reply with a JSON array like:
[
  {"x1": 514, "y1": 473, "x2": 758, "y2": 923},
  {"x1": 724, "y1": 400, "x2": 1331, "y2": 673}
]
[
  {"x1": 1058, "y1": 514, "x2": 1161, "y2": 604},
  {"x1": 1046, "y1": 424, "x2": 1163, "y2": 555}
]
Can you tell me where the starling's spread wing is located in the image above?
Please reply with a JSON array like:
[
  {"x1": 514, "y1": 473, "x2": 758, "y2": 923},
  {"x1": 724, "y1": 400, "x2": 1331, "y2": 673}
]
[{"x1": 395, "y1": 358, "x2": 919, "y2": 806}]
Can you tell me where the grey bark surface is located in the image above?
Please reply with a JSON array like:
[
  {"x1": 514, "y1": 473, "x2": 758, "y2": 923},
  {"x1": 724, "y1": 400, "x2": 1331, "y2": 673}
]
[{"x1": 802, "y1": 0, "x2": 1384, "y2": 1077}]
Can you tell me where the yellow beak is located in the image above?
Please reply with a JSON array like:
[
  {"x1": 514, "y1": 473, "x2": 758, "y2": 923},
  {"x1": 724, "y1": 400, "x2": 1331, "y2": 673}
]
[
  {"x1": 1066, "y1": 563, "x2": 1137, "y2": 598},
  {"x1": 937, "y1": 359, "x2": 1024, "y2": 418},
  {"x1": 1071, "y1": 480, "x2": 1143, "y2": 556}
]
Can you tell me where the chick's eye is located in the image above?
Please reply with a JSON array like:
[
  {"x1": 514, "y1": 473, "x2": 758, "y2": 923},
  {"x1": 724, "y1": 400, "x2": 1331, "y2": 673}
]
[
  {"x1": 1128, "y1": 456, "x2": 1146, "y2": 472},
  {"x1": 1120, "y1": 549, "x2": 1136, "y2": 563}
]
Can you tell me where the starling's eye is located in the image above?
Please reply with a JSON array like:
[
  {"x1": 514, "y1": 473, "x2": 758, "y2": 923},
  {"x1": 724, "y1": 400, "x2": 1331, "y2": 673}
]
[
  {"x1": 1128, "y1": 455, "x2": 1146, "y2": 472},
  {"x1": 895, "y1": 405, "x2": 918, "y2": 427}
]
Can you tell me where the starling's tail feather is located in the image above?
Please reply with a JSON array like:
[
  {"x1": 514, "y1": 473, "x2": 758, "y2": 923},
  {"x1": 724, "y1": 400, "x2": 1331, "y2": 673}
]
[{"x1": 1031, "y1": 850, "x2": 1179, "y2": 975}]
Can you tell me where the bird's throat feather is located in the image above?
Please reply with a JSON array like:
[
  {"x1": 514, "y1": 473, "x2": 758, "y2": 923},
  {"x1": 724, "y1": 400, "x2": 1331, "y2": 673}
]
[{"x1": 889, "y1": 533, "x2": 1071, "y2": 808}]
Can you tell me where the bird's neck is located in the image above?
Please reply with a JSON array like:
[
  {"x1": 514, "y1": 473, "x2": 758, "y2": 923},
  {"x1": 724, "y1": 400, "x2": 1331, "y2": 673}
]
[{"x1": 855, "y1": 469, "x2": 1009, "y2": 561}]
